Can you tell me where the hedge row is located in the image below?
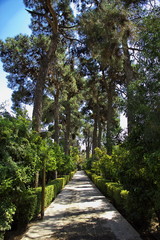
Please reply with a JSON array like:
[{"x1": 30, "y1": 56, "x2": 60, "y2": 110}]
[
  {"x1": 13, "y1": 171, "x2": 75, "y2": 228},
  {"x1": 86, "y1": 171, "x2": 129, "y2": 213}
]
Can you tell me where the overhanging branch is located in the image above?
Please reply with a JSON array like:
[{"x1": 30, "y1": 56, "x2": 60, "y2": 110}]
[
  {"x1": 128, "y1": 47, "x2": 143, "y2": 51},
  {"x1": 26, "y1": 8, "x2": 54, "y2": 33},
  {"x1": 59, "y1": 24, "x2": 78, "y2": 29},
  {"x1": 59, "y1": 30, "x2": 83, "y2": 44},
  {"x1": 26, "y1": 9, "x2": 44, "y2": 17}
]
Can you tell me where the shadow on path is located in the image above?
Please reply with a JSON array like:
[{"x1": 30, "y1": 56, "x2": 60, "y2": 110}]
[{"x1": 21, "y1": 171, "x2": 142, "y2": 240}]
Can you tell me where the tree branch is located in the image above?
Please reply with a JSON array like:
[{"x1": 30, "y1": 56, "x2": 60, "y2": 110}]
[
  {"x1": 59, "y1": 24, "x2": 78, "y2": 29},
  {"x1": 119, "y1": 46, "x2": 143, "y2": 52},
  {"x1": 26, "y1": 9, "x2": 44, "y2": 17},
  {"x1": 46, "y1": 0, "x2": 58, "y2": 33},
  {"x1": 26, "y1": 8, "x2": 54, "y2": 33},
  {"x1": 128, "y1": 47, "x2": 143, "y2": 51},
  {"x1": 26, "y1": 0, "x2": 59, "y2": 35},
  {"x1": 59, "y1": 30, "x2": 83, "y2": 44}
]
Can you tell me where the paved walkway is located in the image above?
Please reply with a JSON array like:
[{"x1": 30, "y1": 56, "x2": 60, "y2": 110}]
[{"x1": 21, "y1": 171, "x2": 142, "y2": 240}]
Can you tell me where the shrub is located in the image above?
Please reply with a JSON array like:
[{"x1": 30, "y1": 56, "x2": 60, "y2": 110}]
[
  {"x1": 85, "y1": 170, "x2": 92, "y2": 179},
  {"x1": 85, "y1": 171, "x2": 129, "y2": 214},
  {"x1": 120, "y1": 190, "x2": 129, "y2": 210},
  {"x1": 0, "y1": 201, "x2": 16, "y2": 238},
  {"x1": 0, "y1": 111, "x2": 76, "y2": 237},
  {"x1": 105, "y1": 182, "x2": 123, "y2": 208},
  {"x1": 12, "y1": 171, "x2": 76, "y2": 229},
  {"x1": 91, "y1": 147, "x2": 122, "y2": 182},
  {"x1": 86, "y1": 170, "x2": 155, "y2": 229},
  {"x1": 13, "y1": 190, "x2": 37, "y2": 227},
  {"x1": 45, "y1": 185, "x2": 55, "y2": 207}
]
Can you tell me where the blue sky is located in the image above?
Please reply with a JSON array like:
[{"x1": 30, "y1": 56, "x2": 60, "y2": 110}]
[
  {"x1": 0, "y1": 0, "x2": 31, "y2": 112},
  {"x1": 0, "y1": 0, "x2": 31, "y2": 41}
]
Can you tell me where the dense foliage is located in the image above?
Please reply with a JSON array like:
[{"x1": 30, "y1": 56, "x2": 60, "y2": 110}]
[{"x1": 0, "y1": 109, "x2": 77, "y2": 238}]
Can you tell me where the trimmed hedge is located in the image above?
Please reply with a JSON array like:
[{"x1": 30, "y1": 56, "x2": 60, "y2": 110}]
[
  {"x1": 86, "y1": 171, "x2": 156, "y2": 230},
  {"x1": 86, "y1": 170, "x2": 129, "y2": 212},
  {"x1": 13, "y1": 171, "x2": 75, "y2": 228}
]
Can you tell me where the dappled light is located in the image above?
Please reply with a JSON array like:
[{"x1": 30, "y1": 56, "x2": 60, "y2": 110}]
[{"x1": 21, "y1": 171, "x2": 141, "y2": 240}]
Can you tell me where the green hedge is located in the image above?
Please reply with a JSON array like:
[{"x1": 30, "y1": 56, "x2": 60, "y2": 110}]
[
  {"x1": 86, "y1": 171, "x2": 157, "y2": 230},
  {"x1": 86, "y1": 170, "x2": 129, "y2": 212},
  {"x1": 13, "y1": 171, "x2": 75, "y2": 228}
]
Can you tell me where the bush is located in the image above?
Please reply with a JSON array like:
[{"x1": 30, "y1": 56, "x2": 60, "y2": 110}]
[
  {"x1": 92, "y1": 174, "x2": 108, "y2": 195},
  {"x1": 0, "y1": 201, "x2": 16, "y2": 239},
  {"x1": 0, "y1": 111, "x2": 76, "y2": 236},
  {"x1": 86, "y1": 170, "x2": 154, "y2": 229},
  {"x1": 13, "y1": 190, "x2": 37, "y2": 227},
  {"x1": 115, "y1": 146, "x2": 157, "y2": 228},
  {"x1": 13, "y1": 171, "x2": 76, "y2": 229},
  {"x1": 91, "y1": 147, "x2": 122, "y2": 182},
  {"x1": 120, "y1": 190, "x2": 129, "y2": 211},
  {"x1": 85, "y1": 170, "x2": 92, "y2": 179},
  {"x1": 85, "y1": 171, "x2": 129, "y2": 214}
]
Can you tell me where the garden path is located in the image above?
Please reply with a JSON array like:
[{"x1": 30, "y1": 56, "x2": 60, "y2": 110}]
[{"x1": 21, "y1": 171, "x2": 142, "y2": 240}]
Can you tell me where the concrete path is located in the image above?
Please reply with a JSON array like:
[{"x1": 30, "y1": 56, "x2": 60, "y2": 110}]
[{"x1": 21, "y1": 171, "x2": 142, "y2": 240}]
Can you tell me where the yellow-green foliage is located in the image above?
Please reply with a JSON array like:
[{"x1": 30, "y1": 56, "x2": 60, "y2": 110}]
[
  {"x1": 14, "y1": 171, "x2": 75, "y2": 228},
  {"x1": 92, "y1": 175, "x2": 108, "y2": 195},
  {"x1": 92, "y1": 148, "x2": 119, "y2": 181},
  {"x1": 86, "y1": 171, "x2": 129, "y2": 213},
  {"x1": 120, "y1": 190, "x2": 129, "y2": 210},
  {"x1": 105, "y1": 182, "x2": 124, "y2": 207},
  {"x1": 85, "y1": 170, "x2": 92, "y2": 179}
]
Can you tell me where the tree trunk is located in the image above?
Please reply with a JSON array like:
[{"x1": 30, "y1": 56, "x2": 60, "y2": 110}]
[
  {"x1": 92, "y1": 108, "x2": 98, "y2": 156},
  {"x1": 52, "y1": 88, "x2": 60, "y2": 179},
  {"x1": 32, "y1": 55, "x2": 48, "y2": 188},
  {"x1": 32, "y1": 57, "x2": 48, "y2": 132},
  {"x1": 97, "y1": 102, "x2": 102, "y2": 149},
  {"x1": 106, "y1": 81, "x2": 113, "y2": 155},
  {"x1": 32, "y1": 37, "x2": 58, "y2": 188},
  {"x1": 122, "y1": 34, "x2": 134, "y2": 134},
  {"x1": 102, "y1": 69, "x2": 114, "y2": 155},
  {"x1": 86, "y1": 135, "x2": 91, "y2": 159},
  {"x1": 98, "y1": 120, "x2": 102, "y2": 148},
  {"x1": 41, "y1": 158, "x2": 46, "y2": 219},
  {"x1": 54, "y1": 88, "x2": 60, "y2": 144},
  {"x1": 64, "y1": 98, "x2": 71, "y2": 155},
  {"x1": 28, "y1": 0, "x2": 59, "y2": 215}
]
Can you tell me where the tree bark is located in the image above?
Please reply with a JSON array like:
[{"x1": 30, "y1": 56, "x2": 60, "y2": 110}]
[
  {"x1": 64, "y1": 98, "x2": 71, "y2": 155},
  {"x1": 86, "y1": 129, "x2": 91, "y2": 159},
  {"x1": 54, "y1": 88, "x2": 60, "y2": 144},
  {"x1": 92, "y1": 107, "x2": 98, "y2": 156},
  {"x1": 28, "y1": 0, "x2": 60, "y2": 216},
  {"x1": 53, "y1": 87, "x2": 60, "y2": 179},
  {"x1": 106, "y1": 81, "x2": 113, "y2": 155},
  {"x1": 33, "y1": 37, "x2": 58, "y2": 188},
  {"x1": 98, "y1": 120, "x2": 102, "y2": 148},
  {"x1": 86, "y1": 136, "x2": 90, "y2": 159},
  {"x1": 32, "y1": 36, "x2": 58, "y2": 188},
  {"x1": 33, "y1": 54, "x2": 49, "y2": 188},
  {"x1": 41, "y1": 157, "x2": 46, "y2": 219},
  {"x1": 102, "y1": 69, "x2": 114, "y2": 155},
  {"x1": 32, "y1": 56, "x2": 48, "y2": 132},
  {"x1": 122, "y1": 34, "x2": 134, "y2": 134}
]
